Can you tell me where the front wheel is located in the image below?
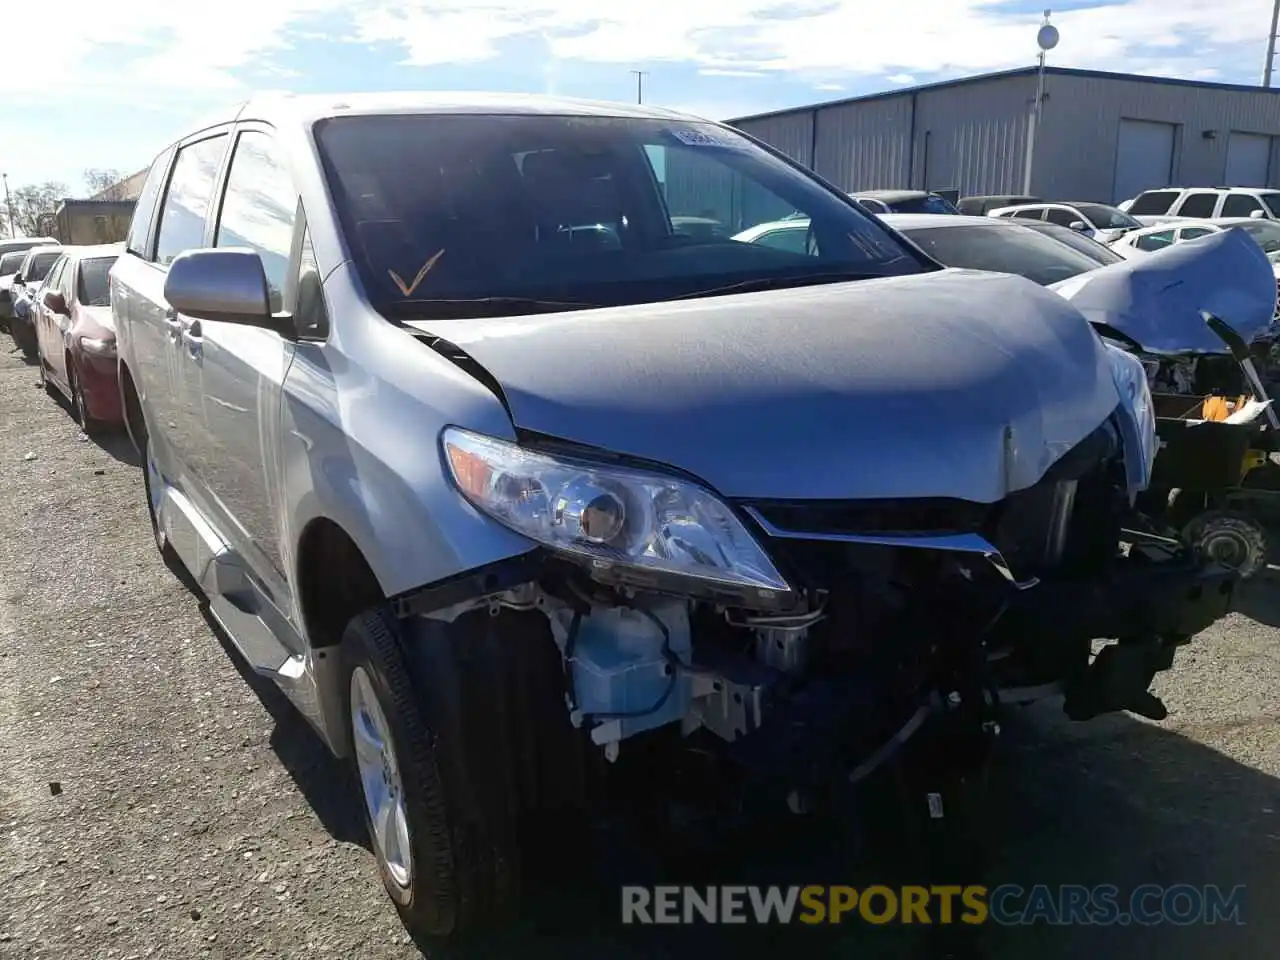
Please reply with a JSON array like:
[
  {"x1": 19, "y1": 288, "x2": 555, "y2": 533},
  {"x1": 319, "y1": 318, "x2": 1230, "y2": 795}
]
[
  {"x1": 1184, "y1": 509, "x2": 1270, "y2": 580},
  {"x1": 340, "y1": 608, "x2": 513, "y2": 941}
]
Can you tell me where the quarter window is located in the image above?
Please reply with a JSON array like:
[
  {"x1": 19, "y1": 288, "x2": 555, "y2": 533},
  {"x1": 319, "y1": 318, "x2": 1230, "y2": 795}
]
[
  {"x1": 294, "y1": 228, "x2": 330, "y2": 340},
  {"x1": 154, "y1": 134, "x2": 229, "y2": 267},
  {"x1": 214, "y1": 130, "x2": 298, "y2": 313}
]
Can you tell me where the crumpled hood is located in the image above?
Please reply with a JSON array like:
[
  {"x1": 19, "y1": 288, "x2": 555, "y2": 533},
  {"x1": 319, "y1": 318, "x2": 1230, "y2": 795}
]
[
  {"x1": 1049, "y1": 227, "x2": 1276, "y2": 355},
  {"x1": 408, "y1": 269, "x2": 1121, "y2": 503}
]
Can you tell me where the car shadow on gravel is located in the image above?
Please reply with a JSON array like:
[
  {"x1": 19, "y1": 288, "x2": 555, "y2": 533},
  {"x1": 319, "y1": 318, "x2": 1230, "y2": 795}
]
[
  {"x1": 383, "y1": 708, "x2": 1280, "y2": 960},
  {"x1": 192, "y1": 598, "x2": 368, "y2": 846},
  {"x1": 33, "y1": 377, "x2": 142, "y2": 466},
  {"x1": 175, "y1": 567, "x2": 1280, "y2": 958},
  {"x1": 1227, "y1": 527, "x2": 1280, "y2": 626}
]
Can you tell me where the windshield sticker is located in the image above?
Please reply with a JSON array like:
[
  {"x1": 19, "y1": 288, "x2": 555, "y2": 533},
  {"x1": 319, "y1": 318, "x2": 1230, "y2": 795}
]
[
  {"x1": 667, "y1": 127, "x2": 742, "y2": 149},
  {"x1": 389, "y1": 248, "x2": 445, "y2": 297}
]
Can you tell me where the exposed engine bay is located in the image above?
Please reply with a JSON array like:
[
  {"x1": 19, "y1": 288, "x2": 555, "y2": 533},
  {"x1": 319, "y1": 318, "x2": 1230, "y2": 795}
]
[{"x1": 407, "y1": 413, "x2": 1231, "y2": 790}]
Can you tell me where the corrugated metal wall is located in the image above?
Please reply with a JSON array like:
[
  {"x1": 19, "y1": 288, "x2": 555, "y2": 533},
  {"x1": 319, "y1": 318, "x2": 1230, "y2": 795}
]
[
  {"x1": 735, "y1": 111, "x2": 815, "y2": 166},
  {"x1": 911, "y1": 75, "x2": 1031, "y2": 195},
  {"x1": 1033, "y1": 74, "x2": 1280, "y2": 201},
  {"x1": 730, "y1": 70, "x2": 1280, "y2": 205},
  {"x1": 811, "y1": 96, "x2": 913, "y2": 191},
  {"x1": 734, "y1": 74, "x2": 1034, "y2": 196},
  {"x1": 663, "y1": 147, "x2": 796, "y2": 233}
]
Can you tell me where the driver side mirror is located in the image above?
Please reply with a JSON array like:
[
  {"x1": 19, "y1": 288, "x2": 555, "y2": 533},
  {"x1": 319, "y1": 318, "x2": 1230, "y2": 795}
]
[
  {"x1": 12, "y1": 273, "x2": 23, "y2": 285},
  {"x1": 1069, "y1": 220, "x2": 1088, "y2": 232},
  {"x1": 164, "y1": 248, "x2": 294, "y2": 340},
  {"x1": 42, "y1": 290, "x2": 66, "y2": 315},
  {"x1": 1250, "y1": 209, "x2": 1266, "y2": 219}
]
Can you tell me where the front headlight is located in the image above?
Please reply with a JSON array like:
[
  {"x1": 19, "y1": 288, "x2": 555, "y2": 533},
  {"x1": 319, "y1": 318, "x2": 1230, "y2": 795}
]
[
  {"x1": 441, "y1": 426, "x2": 792, "y2": 599},
  {"x1": 79, "y1": 336, "x2": 116, "y2": 358},
  {"x1": 1103, "y1": 341, "x2": 1158, "y2": 491}
]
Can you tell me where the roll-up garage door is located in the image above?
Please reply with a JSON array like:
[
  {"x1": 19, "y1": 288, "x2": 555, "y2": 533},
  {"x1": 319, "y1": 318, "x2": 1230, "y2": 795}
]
[
  {"x1": 1225, "y1": 132, "x2": 1272, "y2": 186},
  {"x1": 1113, "y1": 119, "x2": 1176, "y2": 203}
]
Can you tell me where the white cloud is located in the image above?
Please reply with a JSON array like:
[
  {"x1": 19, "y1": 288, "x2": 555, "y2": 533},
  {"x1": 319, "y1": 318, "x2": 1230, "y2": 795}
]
[
  {"x1": 26, "y1": 0, "x2": 1279, "y2": 117},
  {"x1": 349, "y1": 0, "x2": 1277, "y2": 80}
]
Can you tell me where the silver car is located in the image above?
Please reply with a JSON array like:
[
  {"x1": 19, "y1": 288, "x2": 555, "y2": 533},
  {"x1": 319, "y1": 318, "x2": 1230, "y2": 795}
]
[{"x1": 110, "y1": 92, "x2": 1232, "y2": 940}]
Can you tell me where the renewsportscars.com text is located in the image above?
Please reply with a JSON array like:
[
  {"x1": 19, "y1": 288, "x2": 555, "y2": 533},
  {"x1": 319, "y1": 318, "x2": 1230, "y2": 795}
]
[{"x1": 621, "y1": 884, "x2": 1246, "y2": 926}]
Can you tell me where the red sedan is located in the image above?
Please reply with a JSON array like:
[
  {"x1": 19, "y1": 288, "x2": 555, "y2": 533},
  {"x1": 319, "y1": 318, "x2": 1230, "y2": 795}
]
[{"x1": 34, "y1": 243, "x2": 124, "y2": 434}]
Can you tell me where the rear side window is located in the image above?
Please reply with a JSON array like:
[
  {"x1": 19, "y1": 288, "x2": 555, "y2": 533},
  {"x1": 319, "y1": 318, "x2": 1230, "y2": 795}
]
[
  {"x1": 126, "y1": 149, "x2": 173, "y2": 260},
  {"x1": 51, "y1": 257, "x2": 72, "y2": 298},
  {"x1": 1221, "y1": 194, "x2": 1264, "y2": 218},
  {"x1": 1127, "y1": 190, "x2": 1179, "y2": 215},
  {"x1": 1044, "y1": 208, "x2": 1079, "y2": 227},
  {"x1": 1011, "y1": 208, "x2": 1043, "y2": 220},
  {"x1": 1176, "y1": 192, "x2": 1218, "y2": 218},
  {"x1": 26, "y1": 251, "x2": 60, "y2": 282},
  {"x1": 753, "y1": 227, "x2": 811, "y2": 254},
  {"x1": 1178, "y1": 226, "x2": 1215, "y2": 240},
  {"x1": 154, "y1": 134, "x2": 229, "y2": 267},
  {"x1": 214, "y1": 130, "x2": 297, "y2": 313},
  {"x1": 1135, "y1": 230, "x2": 1174, "y2": 251},
  {"x1": 77, "y1": 257, "x2": 116, "y2": 306}
]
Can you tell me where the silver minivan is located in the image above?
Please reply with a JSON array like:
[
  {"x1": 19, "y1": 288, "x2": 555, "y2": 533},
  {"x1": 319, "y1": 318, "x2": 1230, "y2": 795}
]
[{"x1": 110, "y1": 92, "x2": 1227, "y2": 942}]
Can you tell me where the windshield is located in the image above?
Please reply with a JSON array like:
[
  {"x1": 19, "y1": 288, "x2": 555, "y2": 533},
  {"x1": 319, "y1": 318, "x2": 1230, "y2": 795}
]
[
  {"x1": 315, "y1": 114, "x2": 923, "y2": 315},
  {"x1": 1072, "y1": 203, "x2": 1140, "y2": 230},
  {"x1": 77, "y1": 256, "x2": 116, "y2": 306},
  {"x1": 1236, "y1": 219, "x2": 1280, "y2": 256},
  {"x1": 1017, "y1": 220, "x2": 1125, "y2": 265},
  {"x1": 23, "y1": 251, "x2": 60, "y2": 283},
  {"x1": 0, "y1": 252, "x2": 24, "y2": 275},
  {"x1": 895, "y1": 222, "x2": 1103, "y2": 286},
  {"x1": 888, "y1": 194, "x2": 959, "y2": 215}
]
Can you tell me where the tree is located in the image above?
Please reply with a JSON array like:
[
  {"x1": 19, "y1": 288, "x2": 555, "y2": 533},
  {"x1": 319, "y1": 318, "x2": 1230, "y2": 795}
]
[
  {"x1": 82, "y1": 168, "x2": 127, "y2": 200},
  {"x1": 9, "y1": 181, "x2": 67, "y2": 237}
]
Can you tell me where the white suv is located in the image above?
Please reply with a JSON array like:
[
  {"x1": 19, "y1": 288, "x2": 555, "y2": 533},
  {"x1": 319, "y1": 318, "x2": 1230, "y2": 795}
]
[{"x1": 1122, "y1": 187, "x2": 1280, "y2": 224}]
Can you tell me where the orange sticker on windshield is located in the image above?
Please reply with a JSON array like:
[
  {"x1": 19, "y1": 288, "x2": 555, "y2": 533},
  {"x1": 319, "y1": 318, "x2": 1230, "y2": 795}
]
[{"x1": 389, "y1": 248, "x2": 445, "y2": 297}]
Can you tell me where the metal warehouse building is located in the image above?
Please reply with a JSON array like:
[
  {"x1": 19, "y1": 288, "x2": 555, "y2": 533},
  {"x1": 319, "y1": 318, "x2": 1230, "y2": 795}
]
[{"x1": 724, "y1": 66, "x2": 1280, "y2": 205}]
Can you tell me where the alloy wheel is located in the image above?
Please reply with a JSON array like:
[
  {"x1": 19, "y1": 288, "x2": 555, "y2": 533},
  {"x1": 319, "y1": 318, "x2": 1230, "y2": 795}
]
[{"x1": 350, "y1": 666, "x2": 415, "y2": 891}]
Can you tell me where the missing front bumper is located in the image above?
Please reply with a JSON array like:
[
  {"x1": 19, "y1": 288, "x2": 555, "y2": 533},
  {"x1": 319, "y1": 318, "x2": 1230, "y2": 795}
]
[{"x1": 990, "y1": 542, "x2": 1237, "y2": 719}]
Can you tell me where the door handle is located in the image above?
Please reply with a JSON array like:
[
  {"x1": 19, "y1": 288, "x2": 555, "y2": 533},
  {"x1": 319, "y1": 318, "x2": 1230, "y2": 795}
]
[{"x1": 163, "y1": 310, "x2": 181, "y2": 342}]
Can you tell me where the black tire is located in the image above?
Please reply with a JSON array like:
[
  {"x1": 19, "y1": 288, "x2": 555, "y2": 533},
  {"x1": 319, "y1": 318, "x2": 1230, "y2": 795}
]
[
  {"x1": 1184, "y1": 509, "x2": 1270, "y2": 580},
  {"x1": 137, "y1": 421, "x2": 191, "y2": 585},
  {"x1": 339, "y1": 604, "x2": 585, "y2": 942},
  {"x1": 37, "y1": 357, "x2": 54, "y2": 397},
  {"x1": 70, "y1": 364, "x2": 103, "y2": 436}
]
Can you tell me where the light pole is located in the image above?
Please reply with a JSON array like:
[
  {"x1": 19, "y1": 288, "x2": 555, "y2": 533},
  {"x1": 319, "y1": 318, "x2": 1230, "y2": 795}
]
[
  {"x1": 1, "y1": 174, "x2": 13, "y2": 239},
  {"x1": 1264, "y1": 0, "x2": 1280, "y2": 86},
  {"x1": 630, "y1": 69, "x2": 648, "y2": 104},
  {"x1": 1022, "y1": 10, "x2": 1059, "y2": 196}
]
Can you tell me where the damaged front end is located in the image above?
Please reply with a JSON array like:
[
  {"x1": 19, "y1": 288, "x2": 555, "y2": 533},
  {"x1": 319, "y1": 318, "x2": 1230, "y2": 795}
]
[
  {"x1": 387, "y1": 409, "x2": 1232, "y2": 810},
  {"x1": 1054, "y1": 227, "x2": 1280, "y2": 577}
]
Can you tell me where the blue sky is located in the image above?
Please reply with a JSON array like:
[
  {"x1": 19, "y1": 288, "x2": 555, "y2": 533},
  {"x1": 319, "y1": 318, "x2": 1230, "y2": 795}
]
[{"x1": 5, "y1": 0, "x2": 1277, "y2": 196}]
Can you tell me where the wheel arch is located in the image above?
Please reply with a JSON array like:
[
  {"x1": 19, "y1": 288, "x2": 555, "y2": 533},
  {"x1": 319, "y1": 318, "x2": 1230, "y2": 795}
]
[{"x1": 293, "y1": 515, "x2": 386, "y2": 651}]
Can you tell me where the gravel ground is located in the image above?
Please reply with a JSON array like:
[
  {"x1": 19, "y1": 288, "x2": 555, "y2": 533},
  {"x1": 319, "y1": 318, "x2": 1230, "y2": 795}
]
[{"x1": 0, "y1": 335, "x2": 1278, "y2": 959}]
